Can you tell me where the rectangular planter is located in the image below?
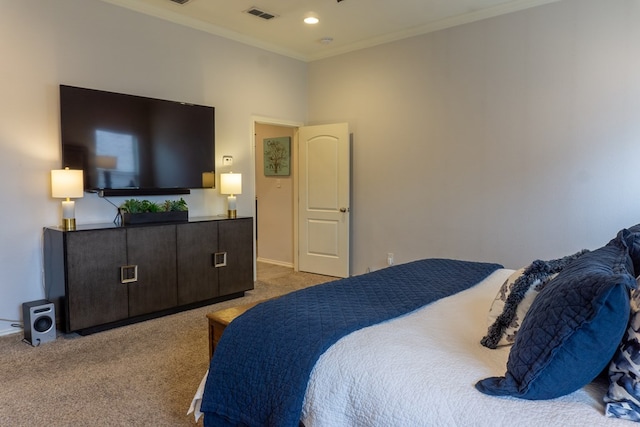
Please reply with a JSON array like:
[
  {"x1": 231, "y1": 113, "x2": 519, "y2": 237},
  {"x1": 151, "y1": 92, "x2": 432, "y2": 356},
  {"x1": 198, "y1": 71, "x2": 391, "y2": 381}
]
[{"x1": 122, "y1": 211, "x2": 188, "y2": 225}]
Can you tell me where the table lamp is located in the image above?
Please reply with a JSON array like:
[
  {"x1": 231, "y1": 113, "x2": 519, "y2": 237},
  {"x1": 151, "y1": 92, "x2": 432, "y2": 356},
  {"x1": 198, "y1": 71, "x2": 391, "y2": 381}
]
[
  {"x1": 51, "y1": 167, "x2": 84, "y2": 230},
  {"x1": 220, "y1": 172, "x2": 242, "y2": 219}
]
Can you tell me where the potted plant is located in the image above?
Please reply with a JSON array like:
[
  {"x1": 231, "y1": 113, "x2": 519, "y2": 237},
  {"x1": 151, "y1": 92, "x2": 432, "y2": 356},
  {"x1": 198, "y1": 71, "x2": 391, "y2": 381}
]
[{"x1": 119, "y1": 198, "x2": 188, "y2": 225}]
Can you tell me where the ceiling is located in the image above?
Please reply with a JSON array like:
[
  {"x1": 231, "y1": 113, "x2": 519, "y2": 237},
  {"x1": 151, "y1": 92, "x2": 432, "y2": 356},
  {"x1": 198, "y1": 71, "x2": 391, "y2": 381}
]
[{"x1": 100, "y1": 0, "x2": 562, "y2": 62}]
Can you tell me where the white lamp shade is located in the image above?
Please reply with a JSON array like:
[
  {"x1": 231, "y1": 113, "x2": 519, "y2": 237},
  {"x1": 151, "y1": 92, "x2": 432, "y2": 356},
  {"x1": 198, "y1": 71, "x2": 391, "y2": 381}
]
[
  {"x1": 51, "y1": 169, "x2": 84, "y2": 199},
  {"x1": 220, "y1": 173, "x2": 242, "y2": 195}
]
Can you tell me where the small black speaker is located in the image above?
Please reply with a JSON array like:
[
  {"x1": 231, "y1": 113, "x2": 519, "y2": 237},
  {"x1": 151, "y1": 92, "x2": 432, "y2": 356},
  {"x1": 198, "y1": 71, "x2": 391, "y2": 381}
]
[{"x1": 23, "y1": 300, "x2": 56, "y2": 346}]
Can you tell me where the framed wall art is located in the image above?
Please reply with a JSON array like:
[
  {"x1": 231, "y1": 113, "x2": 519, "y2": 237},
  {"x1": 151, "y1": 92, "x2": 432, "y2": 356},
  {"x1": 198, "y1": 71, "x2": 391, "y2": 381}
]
[{"x1": 264, "y1": 136, "x2": 291, "y2": 176}]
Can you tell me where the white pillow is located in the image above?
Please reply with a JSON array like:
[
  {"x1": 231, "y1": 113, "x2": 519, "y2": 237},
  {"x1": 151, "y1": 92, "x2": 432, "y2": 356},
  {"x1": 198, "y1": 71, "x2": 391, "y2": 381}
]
[
  {"x1": 481, "y1": 250, "x2": 589, "y2": 349},
  {"x1": 483, "y1": 268, "x2": 557, "y2": 348}
]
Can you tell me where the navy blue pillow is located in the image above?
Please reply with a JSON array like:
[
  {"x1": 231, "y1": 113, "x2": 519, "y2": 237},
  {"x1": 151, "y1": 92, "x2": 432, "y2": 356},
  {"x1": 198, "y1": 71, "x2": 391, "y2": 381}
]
[{"x1": 476, "y1": 231, "x2": 635, "y2": 400}]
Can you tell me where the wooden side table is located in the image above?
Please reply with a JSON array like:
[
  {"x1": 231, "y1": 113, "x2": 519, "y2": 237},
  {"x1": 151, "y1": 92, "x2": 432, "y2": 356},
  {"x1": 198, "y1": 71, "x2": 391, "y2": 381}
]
[{"x1": 206, "y1": 300, "x2": 265, "y2": 359}]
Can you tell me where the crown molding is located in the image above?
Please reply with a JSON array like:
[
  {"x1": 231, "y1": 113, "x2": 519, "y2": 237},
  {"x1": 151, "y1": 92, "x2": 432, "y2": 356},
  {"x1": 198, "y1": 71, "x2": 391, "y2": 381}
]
[{"x1": 100, "y1": 0, "x2": 564, "y2": 63}]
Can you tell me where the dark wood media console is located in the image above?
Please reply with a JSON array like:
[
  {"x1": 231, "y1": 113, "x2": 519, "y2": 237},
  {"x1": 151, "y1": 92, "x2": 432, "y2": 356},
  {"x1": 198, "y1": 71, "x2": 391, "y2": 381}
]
[{"x1": 43, "y1": 216, "x2": 253, "y2": 335}]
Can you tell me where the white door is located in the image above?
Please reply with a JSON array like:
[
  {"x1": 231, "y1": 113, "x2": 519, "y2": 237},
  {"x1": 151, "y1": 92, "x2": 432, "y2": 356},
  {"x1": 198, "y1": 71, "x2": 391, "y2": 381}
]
[{"x1": 298, "y1": 123, "x2": 350, "y2": 278}]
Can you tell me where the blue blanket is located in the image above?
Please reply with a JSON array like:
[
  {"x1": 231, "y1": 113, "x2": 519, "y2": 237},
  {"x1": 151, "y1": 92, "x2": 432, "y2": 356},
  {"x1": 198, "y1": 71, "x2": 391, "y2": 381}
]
[{"x1": 201, "y1": 258, "x2": 502, "y2": 427}]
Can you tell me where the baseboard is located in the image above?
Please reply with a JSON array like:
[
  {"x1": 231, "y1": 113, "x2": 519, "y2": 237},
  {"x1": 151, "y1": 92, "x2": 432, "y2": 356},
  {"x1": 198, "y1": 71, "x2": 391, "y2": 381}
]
[
  {"x1": 257, "y1": 257, "x2": 294, "y2": 268},
  {"x1": 0, "y1": 326, "x2": 22, "y2": 337}
]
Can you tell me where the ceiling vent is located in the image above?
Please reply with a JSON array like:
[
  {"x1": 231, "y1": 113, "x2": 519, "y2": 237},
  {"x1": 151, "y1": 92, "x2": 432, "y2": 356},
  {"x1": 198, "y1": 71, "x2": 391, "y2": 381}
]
[
  {"x1": 244, "y1": 7, "x2": 278, "y2": 20},
  {"x1": 169, "y1": 0, "x2": 190, "y2": 4}
]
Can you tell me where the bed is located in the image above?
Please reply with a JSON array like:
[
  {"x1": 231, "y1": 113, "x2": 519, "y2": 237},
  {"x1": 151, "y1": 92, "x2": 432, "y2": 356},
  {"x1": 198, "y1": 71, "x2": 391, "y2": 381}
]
[{"x1": 191, "y1": 227, "x2": 640, "y2": 426}]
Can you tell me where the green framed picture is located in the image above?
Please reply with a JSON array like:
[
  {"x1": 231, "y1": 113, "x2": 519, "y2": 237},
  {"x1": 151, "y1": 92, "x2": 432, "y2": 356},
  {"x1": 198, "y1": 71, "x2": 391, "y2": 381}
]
[{"x1": 263, "y1": 136, "x2": 291, "y2": 176}]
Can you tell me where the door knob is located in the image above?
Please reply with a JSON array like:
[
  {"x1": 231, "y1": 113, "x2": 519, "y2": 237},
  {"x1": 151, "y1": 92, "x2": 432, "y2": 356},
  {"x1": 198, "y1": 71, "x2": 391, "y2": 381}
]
[{"x1": 339, "y1": 207, "x2": 349, "y2": 213}]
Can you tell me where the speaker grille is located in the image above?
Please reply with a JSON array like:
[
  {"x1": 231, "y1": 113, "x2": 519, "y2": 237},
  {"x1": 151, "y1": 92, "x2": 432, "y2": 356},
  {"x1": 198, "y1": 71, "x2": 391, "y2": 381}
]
[{"x1": 34, "y1": 316, "x2": 53, "y2": 333}]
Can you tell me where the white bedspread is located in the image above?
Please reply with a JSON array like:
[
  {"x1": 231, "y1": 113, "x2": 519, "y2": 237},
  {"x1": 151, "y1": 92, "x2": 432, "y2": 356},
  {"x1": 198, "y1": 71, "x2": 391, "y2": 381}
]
[{"x1": 300, "y1": 268, "x2": 629, "y2": 427}]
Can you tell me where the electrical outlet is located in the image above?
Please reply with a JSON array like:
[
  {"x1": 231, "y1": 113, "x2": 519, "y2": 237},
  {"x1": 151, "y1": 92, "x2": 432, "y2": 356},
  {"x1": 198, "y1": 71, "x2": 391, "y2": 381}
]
[
  {"x1": 387, "y1": 252, "x2": 394, "y2": 266},
  {"x1": 222, "y1": 156, "x2": 233, "y2": 166}
]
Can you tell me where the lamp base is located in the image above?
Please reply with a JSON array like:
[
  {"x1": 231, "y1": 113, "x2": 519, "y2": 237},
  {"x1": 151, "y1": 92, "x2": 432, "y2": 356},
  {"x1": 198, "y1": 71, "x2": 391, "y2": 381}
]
[
  {"x1": 62, "y1": 218, "x2": 76, "y2": 231},
  {"x1": 227, "y1": 209, "x2": 237, "y2": 219}
]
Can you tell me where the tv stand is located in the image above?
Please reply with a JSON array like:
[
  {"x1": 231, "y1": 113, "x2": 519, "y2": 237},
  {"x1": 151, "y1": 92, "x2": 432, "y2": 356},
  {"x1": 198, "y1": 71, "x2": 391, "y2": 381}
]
[{"x1": 43, "y1": 216, "x2": 253, "y2": 334}]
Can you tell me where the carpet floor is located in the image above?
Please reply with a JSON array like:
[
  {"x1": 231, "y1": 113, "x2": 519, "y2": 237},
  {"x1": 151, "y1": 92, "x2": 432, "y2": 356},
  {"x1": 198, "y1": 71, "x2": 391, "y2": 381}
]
[{"x1": 0, "y1": 263, "x2": 334, "y2": 427}]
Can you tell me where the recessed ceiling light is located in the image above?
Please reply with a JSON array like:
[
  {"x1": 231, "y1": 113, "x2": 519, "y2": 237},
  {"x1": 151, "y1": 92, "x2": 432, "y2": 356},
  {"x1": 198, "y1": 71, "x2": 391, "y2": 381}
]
[{"x1": 304, "y1": 16, "x2": 319, "y2": 25}]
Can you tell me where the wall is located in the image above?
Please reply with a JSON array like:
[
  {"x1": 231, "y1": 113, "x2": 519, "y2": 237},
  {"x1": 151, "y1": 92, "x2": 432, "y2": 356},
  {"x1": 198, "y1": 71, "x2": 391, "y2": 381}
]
[
  {"x1": 308, "y1": 0, "x2": 640, "y2": 274},
  {"x1": 255, "y1": 124, "x2": 295, "y2": 266},
  {"x1": 0, "y1": 0, "x2": 307, "y2": 334}
]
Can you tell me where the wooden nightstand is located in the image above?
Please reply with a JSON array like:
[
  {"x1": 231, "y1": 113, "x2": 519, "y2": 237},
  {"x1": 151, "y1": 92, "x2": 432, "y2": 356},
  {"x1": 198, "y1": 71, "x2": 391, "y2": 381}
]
[{"x1": 206, "y1": 300, "x2": 265, "y2": 359}]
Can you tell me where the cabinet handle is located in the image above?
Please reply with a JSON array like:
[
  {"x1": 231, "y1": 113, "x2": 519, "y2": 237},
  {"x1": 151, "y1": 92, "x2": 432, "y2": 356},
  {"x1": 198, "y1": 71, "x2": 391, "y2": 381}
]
[
  {"x1": 213, "y1": 252, "x2": 227, "y2": 268},
  {"x1": 121, "y1": 265, "x2": 138, "y2": 284}
]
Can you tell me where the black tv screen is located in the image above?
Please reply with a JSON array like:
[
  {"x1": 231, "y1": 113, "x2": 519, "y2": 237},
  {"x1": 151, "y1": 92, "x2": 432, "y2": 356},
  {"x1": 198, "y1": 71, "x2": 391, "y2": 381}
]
[{"x1": 59, "y1": 85, "x2": 215, "y2": 196}]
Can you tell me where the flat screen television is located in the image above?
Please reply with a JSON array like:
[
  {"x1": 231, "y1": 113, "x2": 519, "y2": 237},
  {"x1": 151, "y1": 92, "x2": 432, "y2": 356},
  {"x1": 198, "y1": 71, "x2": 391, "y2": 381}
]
[{"x1": 59, "y1": 85, "x2": 215, "y2": 197}]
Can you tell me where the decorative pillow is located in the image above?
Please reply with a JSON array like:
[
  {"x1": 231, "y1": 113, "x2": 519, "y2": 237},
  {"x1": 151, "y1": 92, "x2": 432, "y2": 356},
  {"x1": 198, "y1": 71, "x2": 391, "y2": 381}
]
[
  {"x1": 624, "y1": 224, "x2": 640, "y2": 276},
  {"x1": 604, "y1": 226, "x2": 640, "y2": 421},
  {"x1": 476, "y1": 230, "x2": 635, "y2": 400},
  {"x1": 481, "y1": 250, "x2": 589, "y2": 349},
  {"x1": 605, "y1": 287, "x2": 640, "y2": 421}
]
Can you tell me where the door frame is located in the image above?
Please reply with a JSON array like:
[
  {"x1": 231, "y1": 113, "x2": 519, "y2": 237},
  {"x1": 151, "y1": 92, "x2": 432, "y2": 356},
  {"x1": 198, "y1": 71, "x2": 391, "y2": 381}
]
[{"x1": 251, "y1": 116, "x2": 304, "y2": 273}]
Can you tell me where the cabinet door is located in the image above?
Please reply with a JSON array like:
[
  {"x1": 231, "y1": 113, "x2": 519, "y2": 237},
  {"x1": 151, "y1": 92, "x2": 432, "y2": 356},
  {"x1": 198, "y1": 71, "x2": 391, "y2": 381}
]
[
  {"x1": 66, "y1": 229, "x2": 128, "y2": 331},
  {"x1": 177, "y1": 222, "x2": 219, "y2": 305},
  {"x1": 127, "y1": 225, "x2": 178, "y2": 317},
  {"x1": 218, "y1": 218, "x2": 254, "y2": 295}
]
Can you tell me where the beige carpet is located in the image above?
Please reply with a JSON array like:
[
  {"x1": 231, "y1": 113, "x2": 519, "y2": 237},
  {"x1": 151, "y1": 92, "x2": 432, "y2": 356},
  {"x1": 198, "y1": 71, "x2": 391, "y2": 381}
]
[{"x1": 0, "y1": 263, "x2": 334, "y2": 427}]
